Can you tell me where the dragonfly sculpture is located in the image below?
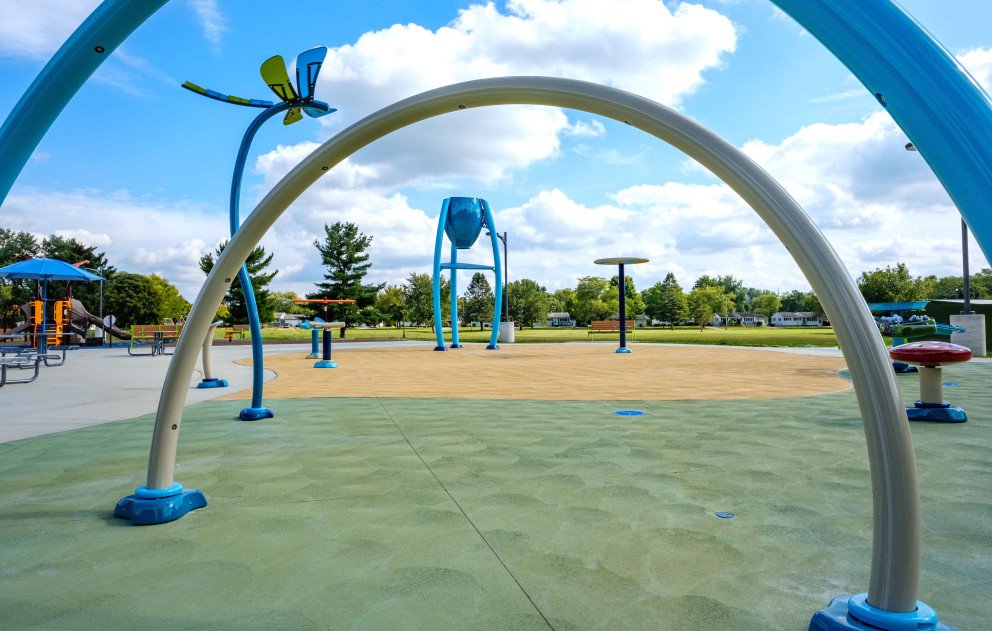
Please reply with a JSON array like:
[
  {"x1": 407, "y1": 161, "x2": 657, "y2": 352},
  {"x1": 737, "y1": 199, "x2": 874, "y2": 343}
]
[
  {"x1": 181, "y1": 47, "x2": 337, "y2": 421},
  {"x1": 182, "y1": 46, "x2": 336, "y2": 123}
]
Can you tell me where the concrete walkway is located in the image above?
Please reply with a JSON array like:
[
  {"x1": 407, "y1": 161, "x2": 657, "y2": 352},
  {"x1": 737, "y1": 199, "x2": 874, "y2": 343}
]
[{"x1": 0, "y1": 340, "x2": 431, "y2": 443}]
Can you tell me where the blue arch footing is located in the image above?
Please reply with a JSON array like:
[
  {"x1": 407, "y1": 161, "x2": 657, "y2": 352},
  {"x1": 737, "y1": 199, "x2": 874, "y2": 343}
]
[
  {"x1": 809, "y1": 594, "x2": 953, "y2": 631},
  {"x1": 239, "y1": 407, "x2": 274, "y2": 421},
  {"x1": 114, "y1": 483, "x2": 207, "y2": 526}
]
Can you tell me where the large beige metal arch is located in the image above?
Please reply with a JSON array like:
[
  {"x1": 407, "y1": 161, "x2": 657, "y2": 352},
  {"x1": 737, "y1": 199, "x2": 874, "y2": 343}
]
[{"x1": 147, "y1": 77, "x2": 918, "y2": 612}]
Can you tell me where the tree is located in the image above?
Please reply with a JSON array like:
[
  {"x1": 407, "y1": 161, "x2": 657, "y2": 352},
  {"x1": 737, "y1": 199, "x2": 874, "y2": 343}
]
[
  {"x1": 39, "y1": 235, "x2": 116, "y2": 312},
  {"x1": 310, "y1": 222, "x2": 384, "y2": 324},
  {"x1": 375, "y1": 285, "x2": 407, "y2": 328},
  {"x1": 104, "y1": 273, "x2": 161, "y2": 327},
  {"x1": 693, "y1": 274, "x2": 746, "y2": 309},
  {"x1": 357, "y1": 306, "x2": 384, "y2": 328},
  {"x1": 643, "y1": 273, "x2": 688, "y2": 327},
  {"x1": 609, "y1": 274, "x2": 646, "y2": 319},
  {"x1": 751, "y1": 292, "x2": 781, "y2": 320},
  {"x1": 0, "y1": 229, "x2": 41, "y2": 310},
  {"x1": 507, "y1": 278, "x2": 550, "y2": 328},
  {"x1": 271, "y1": 291, "x2": 308, "y2": 315},
  {"x1": 147, "y1": 275, "x2": 191, "y2": 322},
  {"x1": 200, "y1": 241, "x2": 278, "y2": 324},
  {"x1": 461, "y1": 272, "x2": 495, "y2": 330},
  {"x1": 549, "y1": 288, "x2": 576, "y2": 315},
  {"x1": 687, "y1": 286, "x2": 733, "y2": 330},
  {"x1": 857, "y1": 263, "x2": 935, "y2": 303},
  {"x1": 571, "y1": 276, "x2": 613, "y2": 324},
  {"x1": 403, "y1": 272, "x2": 449, "y2": 326}
]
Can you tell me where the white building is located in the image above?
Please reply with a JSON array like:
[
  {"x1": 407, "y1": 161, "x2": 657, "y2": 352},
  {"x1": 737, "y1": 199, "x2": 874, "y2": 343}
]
[
  {"x1": 711, "y1": 311, "x2": 768, "y2": 326},
  {"x1": 547, "y1": 312, "x2": 576, "y2": 327},
  {"x1": 771, "y1": 311, "x2": 823, "y2": 327}
]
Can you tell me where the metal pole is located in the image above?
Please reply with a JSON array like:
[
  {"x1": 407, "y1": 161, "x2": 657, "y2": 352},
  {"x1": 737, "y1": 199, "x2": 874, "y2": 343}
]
[
  {"x1": 962, "y1": 218, "x2": 973, "y2": 314},
  {"x1": 618, "y1": 263, "x2": 627, "y2": 349},
  {"x1": 502, "y1": 232, "x2": 509, "y2": 320}
]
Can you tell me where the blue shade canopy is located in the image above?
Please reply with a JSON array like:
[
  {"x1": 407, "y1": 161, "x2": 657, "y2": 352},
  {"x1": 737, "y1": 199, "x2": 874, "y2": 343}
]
[{"x1": 0, "y1": 258, "x2": 103, "y2": 281}]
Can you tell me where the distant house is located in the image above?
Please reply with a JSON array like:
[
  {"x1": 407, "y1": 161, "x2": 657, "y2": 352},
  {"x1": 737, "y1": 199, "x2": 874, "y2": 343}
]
[
  {"x1": 771, "y1": 311, "x2": 823, "y2": 327},
  {"x1": 547, "y1": 312, "x2": 576, "y2": 327},
  {"x1": 711, "y1": 311, "x2": 768, "y2": 326},
  {"x1": 274, "y1": 312, "x2": 305, "y2": 327}
]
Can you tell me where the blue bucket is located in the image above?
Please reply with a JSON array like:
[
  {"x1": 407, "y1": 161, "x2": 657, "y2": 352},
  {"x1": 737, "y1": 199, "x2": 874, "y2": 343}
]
[{"x1": 444, "y1": 197, "x2": 485, "y2": 249}]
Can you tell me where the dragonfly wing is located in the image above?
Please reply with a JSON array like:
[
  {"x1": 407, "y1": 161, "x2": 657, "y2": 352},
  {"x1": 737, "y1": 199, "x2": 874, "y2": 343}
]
[
  {"x1": 283, "y1": 107, "x2": 303, "y2": 125},
  {"x1": 294, "y1": 46, "x2": 327, "y2": 100},
  {"x1": 260, "y1": 55, "x2": 298, "y2": 103},
  {"x1": 304, "y1": 101, "x2": 336, "y2": 118}
]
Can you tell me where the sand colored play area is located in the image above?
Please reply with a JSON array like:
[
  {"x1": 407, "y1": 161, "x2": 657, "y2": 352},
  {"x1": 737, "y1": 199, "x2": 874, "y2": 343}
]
[{"x1": 226, "y1": 343, "x2": 850, "y2": 401}]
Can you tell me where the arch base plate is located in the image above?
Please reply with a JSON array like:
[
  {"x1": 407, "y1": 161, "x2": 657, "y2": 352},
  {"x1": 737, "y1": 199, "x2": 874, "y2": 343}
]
[
  {"x1": 196, "y1": 377, "x2": 229, "y2": 389},
  {"x1": 809, "y1": 594, "x2": 953, "y2": 631},
  {"x1": 239, "y1": 407, "x2": 274, "y2": 421},
  {"x1": 114, "y1": 483, "x2": 207, "y2": 526},
  {"x1": 907, "y1": 405, "x2": 967, "y2": 423}
]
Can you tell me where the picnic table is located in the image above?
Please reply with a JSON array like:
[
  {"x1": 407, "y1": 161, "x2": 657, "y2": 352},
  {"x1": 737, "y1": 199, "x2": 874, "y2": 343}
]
[{"x1": 128, "y1": 324, "x2": 183, "y2": 356}]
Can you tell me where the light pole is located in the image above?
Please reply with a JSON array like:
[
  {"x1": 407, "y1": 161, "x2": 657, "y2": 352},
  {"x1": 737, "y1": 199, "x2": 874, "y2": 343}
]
[
  {"x1": 906, "y1": 141, "x2": 972, "y2": 312},
  {"x1": 905, "y1": 141, "x2": 985, "y2": 355}
]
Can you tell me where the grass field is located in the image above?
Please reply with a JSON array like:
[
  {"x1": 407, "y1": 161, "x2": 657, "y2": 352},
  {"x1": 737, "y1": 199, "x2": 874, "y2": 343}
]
[{"x1": 225, "y1": 324, "x2": 841, "y2": 348}]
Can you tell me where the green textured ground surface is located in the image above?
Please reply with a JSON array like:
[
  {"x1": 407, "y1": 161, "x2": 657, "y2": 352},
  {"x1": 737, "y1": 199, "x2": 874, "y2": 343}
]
[{"x1": 1, "y1": 363, "x2": 990, "y2": 630}]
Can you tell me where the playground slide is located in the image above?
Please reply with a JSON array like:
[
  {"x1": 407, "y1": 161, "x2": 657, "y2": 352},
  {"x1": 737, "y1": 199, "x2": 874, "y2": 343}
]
[
  {"x1": 1, "y1": 320, "x2": 31, "y2": 336},
  {"x1": 69, "y1": 299, "x2": 131, "y2": 340}
]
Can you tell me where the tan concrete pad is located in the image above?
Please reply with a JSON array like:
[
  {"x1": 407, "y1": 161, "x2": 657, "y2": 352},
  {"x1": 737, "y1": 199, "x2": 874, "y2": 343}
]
[{"x1": 226, "y1": 343, "x2": 850, "y2": 401}]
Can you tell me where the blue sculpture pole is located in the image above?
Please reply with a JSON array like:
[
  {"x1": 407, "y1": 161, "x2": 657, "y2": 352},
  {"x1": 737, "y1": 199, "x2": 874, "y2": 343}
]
[
  {"x1": 449, "y1": 243, "x2": 462, "y2": 348},
  {"x1": 482, "y1": 199, "x2": 502, "y2": 350},
  {"x1": 432, "y1": 199, "x2": 451, "y2": 351},
  {"x1": 230, "y1": 102, "x2": 290, "y2": 420}
]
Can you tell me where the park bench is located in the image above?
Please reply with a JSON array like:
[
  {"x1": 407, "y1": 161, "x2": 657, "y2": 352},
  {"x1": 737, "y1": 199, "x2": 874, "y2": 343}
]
[
  {"x1": 224, "y1": 324, "x2": 249, "y2": 342},
  {"x1": 587, "y1": 320, "x2": 636, "y2": 340},
  {"x1": 128, "y1": 323, "x2": 183, "y2": 356}
]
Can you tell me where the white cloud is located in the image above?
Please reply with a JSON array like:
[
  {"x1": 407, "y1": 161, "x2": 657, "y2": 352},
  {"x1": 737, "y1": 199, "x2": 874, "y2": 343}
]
[
  {"x1": 188, "y1": 0, "x2": 227, "y2": 50},
  {"x1": 958, "y1": 47, "x2": 992, "y2": 93},
  {"x1": 0, "y1": 0, "x2": 100, "y2": 60},
  {"x1": 2, "y1": 188, "x2": 226, "y2": 298}
]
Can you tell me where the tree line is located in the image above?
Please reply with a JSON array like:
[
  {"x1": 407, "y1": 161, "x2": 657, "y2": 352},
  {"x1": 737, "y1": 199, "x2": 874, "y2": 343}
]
[
  {"x1": 0, "y1": 228, "x2": 190, "y2": 327},
  {"x1": 6, "y1": 218, "x2": 977, "y2": 332}
]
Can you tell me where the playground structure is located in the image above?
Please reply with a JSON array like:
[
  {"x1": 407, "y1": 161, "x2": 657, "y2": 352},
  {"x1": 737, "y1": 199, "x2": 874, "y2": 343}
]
[
  {"x1": 432, "y1": 197, "x2": 502, "y2": 351},
  {"x1": 3, "y1": 298, "x2": 126, "y2": 347},
  {"x1": 870, "y1": 301, "x2": 966, "y2": 374},
  {"x1": 3, "y1": 1, "x2": 992, "y2": 629},
  {"x1": 183, "y1": 47, "x2": 335, "y2": 422}
]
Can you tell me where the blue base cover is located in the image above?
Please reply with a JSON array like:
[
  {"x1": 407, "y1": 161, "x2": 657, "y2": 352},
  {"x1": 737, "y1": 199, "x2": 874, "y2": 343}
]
[
  {"x1": 486, "y1": 344, "x2": 500, "y2": 350},
  {"x1": 114, "y1": 482, "x2": 207, "y2": 525},
  {"x1": 892, "y1": 361, "x2": 919, "y2": 374},
  {"x1": 809, "y1": 594, "x2": 953, "y2": 631},
  {"x1": 615, "y1": 347, "x2": 632, "y2": 354},
  {"x1": 239, "y1": 407, "x2": 274, "y2": 421},
  {"x1": 906, "y1": 405, "x2": 967, "y2": 423},
  {"x1": 196, "y1": 377, "x2": 229, "y2": 389},
  {"x1": 433, "y1": 346, "x2": 447, "y2": 351},
  {"x1": 449, "y1": 343, "x2": 463, "y2": 349},
  {"x1": 314, "y1": 360, "x2": 337, "y2": 368}
]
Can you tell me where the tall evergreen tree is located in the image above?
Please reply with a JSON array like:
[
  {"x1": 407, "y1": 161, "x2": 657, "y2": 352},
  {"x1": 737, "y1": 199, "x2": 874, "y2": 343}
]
[
  {"x1": 461, "y1": 272, "x2": 495, "y2": 329},
  {"x1": 309, "y1": 222, "x2": 384, "y2": 324},
  {"x1": 200, "y1": 241, "x2": 278, "y2": 324}
]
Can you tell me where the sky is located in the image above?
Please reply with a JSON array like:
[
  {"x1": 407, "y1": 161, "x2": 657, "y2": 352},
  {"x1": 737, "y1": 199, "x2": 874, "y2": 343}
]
[{"x1": 2, "y1": 0, "x2": 992, "y2": 301}]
